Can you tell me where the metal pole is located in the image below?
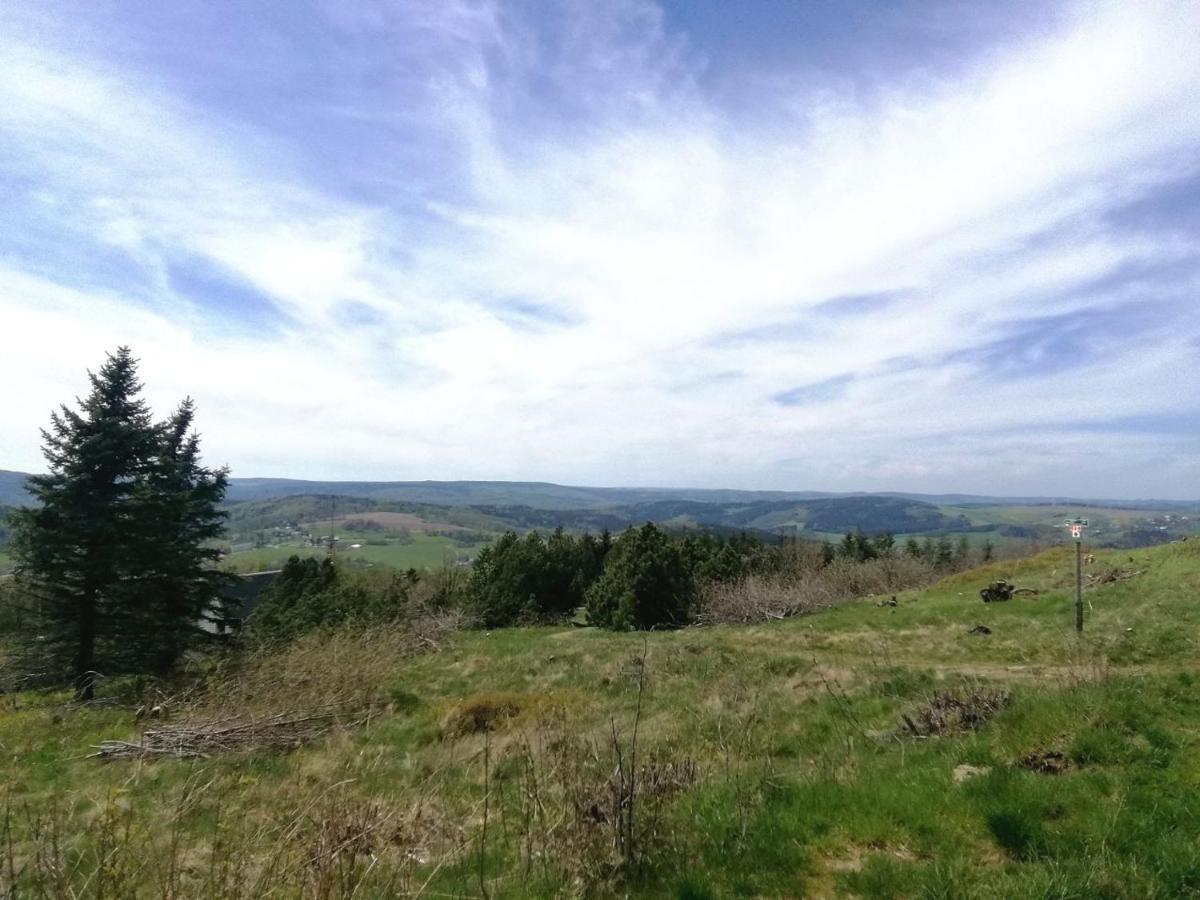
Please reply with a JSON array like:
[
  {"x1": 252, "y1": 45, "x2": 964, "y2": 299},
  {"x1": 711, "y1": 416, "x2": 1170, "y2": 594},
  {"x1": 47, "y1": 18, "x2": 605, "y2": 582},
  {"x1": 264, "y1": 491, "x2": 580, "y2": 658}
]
[{"x1": 1075, "y1": 538, "x2": 1083, "y2": 633}]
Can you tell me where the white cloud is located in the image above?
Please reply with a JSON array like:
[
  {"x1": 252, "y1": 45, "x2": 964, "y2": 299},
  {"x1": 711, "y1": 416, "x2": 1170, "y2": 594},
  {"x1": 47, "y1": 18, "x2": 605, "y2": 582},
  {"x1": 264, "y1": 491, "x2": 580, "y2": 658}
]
[{"x1": 0, "y1": 0, "x2": 1197, "y2": 497}]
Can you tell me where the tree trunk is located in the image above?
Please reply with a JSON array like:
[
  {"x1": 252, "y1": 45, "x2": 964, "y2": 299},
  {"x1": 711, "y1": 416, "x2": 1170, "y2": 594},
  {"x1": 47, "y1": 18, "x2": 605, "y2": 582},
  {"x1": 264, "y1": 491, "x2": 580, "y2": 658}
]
[{"x1": 75, "y1": 585, "x2": 97, "y2": 702}]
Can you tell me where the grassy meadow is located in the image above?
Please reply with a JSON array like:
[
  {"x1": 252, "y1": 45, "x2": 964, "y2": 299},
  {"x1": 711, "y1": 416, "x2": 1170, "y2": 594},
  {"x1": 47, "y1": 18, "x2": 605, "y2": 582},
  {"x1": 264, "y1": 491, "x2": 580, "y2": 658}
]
[{"x1": 3, "y1": 539, "x2": 1200, "y2": 897}]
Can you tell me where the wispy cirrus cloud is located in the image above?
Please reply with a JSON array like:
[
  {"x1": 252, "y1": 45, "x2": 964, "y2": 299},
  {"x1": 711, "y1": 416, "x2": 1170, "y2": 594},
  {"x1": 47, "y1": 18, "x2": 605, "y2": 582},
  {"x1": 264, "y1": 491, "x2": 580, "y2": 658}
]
[{"x1": 0, "y1": 0, "x2": 1197, "y2": 497}]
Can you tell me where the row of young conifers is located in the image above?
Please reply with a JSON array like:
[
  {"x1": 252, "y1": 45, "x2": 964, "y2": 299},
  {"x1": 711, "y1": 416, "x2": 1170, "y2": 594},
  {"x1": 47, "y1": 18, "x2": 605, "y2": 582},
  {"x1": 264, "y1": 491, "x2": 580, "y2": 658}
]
[{"x1": 245, "y1": 523, "x2": 996, "y2": 644}]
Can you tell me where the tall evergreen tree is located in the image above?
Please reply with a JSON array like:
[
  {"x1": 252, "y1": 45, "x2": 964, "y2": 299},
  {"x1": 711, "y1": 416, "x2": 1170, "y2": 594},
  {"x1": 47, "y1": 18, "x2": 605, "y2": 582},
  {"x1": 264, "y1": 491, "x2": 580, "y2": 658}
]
[
  {"x1": 121, "y1": 398, "x2": 234, "y2": 675},
  {"x1": 10, "y1": 349, "x2": 229, "y2": 698}
]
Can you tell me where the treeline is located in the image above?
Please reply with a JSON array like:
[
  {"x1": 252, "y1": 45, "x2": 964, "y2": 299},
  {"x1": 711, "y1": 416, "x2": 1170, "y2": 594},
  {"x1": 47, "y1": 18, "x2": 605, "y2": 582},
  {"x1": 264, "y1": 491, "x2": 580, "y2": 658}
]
[
  {"x1": 245, "y1": 525, "x2": 996, "y2": 641},
  {"x1": 467, "y1": 525, "x2": 774, "y2": 629},
  {"x1": 832, "y1": 532, "x2": 994, "y2": 566},
  {"x1": 245, "y1": 525, "x2": 772, "y2": 639}
]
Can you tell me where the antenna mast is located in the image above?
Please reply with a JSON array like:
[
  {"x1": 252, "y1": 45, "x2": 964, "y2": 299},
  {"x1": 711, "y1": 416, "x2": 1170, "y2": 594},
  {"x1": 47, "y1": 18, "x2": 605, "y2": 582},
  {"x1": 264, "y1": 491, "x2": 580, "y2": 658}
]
[{"x1": 327, "y1": 493, "x2": 336, "y2": 557}]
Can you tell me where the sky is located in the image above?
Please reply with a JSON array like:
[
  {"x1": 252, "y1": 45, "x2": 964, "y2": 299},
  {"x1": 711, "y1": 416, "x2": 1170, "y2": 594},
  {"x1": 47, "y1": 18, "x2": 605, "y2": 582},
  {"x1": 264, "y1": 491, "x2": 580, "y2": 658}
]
[{"x1": 0, "y1": 0, "x2": 1198, "y2": 499}]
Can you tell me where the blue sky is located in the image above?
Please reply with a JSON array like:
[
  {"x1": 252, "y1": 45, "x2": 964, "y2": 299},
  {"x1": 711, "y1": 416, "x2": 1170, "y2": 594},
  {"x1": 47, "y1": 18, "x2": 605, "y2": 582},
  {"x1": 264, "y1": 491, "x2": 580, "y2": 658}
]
[{"x1": 1, "y1": 0, "x2": 1197, "y2": 498}]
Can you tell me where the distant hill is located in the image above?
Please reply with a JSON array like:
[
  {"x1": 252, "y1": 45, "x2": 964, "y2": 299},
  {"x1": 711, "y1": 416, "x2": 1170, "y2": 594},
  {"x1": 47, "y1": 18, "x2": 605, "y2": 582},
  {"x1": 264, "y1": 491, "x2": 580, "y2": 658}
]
[
  {"x1": 222, "y1": 478, "x2": 833, "y2": 509},
  {"x1": 4, "y1": 469, "x2": 1196, "y2": 556},
  {"x1": 220, "y1": 493, "x2": 990, "y2": 540},
  {"x1": 2, "y1": 469, "x2": 1196, "y2": 511},
  {"x1": 0, "y1": 471, "x2": 32, "y2": 507}
]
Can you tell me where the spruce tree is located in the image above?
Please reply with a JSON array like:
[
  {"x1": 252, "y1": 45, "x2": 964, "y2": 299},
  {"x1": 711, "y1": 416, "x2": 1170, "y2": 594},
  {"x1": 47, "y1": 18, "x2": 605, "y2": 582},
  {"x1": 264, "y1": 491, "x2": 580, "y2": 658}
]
[
  {"x1": 120, "y1": 398, "x2": 233, "y2": 675},
  {"x1": 10, "y1": 348, "x2": 229, "y2": 698},
  {"x1": 585, "y1": 523, "x2": 693, "y2": 630}
]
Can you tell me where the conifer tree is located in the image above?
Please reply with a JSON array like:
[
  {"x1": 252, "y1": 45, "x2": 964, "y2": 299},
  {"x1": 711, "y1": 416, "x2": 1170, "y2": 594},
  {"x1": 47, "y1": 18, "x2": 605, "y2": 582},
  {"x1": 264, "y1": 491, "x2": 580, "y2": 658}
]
[
  {"x1": 585, "y1": 523, "x2": 693, "y2": 630},
  {"x1": 120, "y1": 398, "x2": 234, "y2": 675},
  {"x1": 11, "y1": 349, "x2": 229, "y2": 698},
  {"x1": 953, "y1": 535, "x2": 970, "y2": 565}
]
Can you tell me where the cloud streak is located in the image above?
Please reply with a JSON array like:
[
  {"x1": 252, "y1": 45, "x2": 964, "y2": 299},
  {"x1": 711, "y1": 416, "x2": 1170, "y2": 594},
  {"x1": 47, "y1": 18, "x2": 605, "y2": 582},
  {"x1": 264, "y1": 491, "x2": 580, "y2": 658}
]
[{"x1": 0, "y1": 0, "x2": 1197, "y2": 498}]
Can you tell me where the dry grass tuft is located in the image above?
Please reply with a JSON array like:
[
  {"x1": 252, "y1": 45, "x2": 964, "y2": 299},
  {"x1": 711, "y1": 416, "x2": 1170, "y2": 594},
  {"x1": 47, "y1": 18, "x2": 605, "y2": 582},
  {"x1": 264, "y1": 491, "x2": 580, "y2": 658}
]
[
  {"x1": 439, "y1": 690, "x2": 579, "y2": 738},
  {"x1": 441, "y1": 693, "x2": 526, "y2": 736},
  {"x1": 898, "y1": 686, "x2": 1012, "y2": 738},
  {"x1": 192, "y1": 613, "x2": 464, "y2": 720}
]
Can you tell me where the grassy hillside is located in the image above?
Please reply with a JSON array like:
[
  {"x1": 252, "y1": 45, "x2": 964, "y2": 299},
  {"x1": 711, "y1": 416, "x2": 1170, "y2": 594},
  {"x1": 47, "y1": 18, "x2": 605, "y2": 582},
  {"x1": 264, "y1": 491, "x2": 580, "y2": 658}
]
[{"x1": 3, "y1": 539, "x2": 1199, "y2": 897}]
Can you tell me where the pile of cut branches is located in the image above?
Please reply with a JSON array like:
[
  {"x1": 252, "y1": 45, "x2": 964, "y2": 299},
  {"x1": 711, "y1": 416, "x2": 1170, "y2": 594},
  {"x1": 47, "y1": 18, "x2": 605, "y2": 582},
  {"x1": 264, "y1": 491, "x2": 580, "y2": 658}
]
[
  {"x1": 90, "y1": 712, "x2": 351, "y2": 760},
  {"x1": 1087, "y1": 567, "x2": 1144, "y2": 586}
]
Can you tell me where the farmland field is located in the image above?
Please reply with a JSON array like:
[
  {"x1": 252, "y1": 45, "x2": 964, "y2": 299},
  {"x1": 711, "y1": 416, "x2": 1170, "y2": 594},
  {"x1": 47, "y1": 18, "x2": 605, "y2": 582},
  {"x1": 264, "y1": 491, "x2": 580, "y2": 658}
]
[{"x1": 222, "y1": 529, "x2": 490, "y2": 573}]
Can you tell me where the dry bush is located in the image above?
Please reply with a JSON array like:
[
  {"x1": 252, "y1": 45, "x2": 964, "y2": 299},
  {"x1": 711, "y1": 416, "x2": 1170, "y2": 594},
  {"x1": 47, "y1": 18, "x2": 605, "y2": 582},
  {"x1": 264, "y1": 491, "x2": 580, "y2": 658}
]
[{"x1": 695, "y1": 555, "x2": 939, "y2": 625}]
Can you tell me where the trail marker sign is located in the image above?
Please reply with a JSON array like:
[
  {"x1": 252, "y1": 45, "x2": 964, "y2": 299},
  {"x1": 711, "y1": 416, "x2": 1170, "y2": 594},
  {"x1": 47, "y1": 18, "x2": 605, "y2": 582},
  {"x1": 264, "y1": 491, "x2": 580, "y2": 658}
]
[{"x1": 1064, "y1": 518, "x2": 1089, "y2": 633}]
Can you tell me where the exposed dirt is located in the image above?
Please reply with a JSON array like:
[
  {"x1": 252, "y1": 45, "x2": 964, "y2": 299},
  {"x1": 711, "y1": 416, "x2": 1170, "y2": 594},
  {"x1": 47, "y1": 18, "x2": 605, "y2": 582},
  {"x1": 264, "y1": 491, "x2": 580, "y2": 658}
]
[{"x1": 1017, "y1": 749, "x2": 1071, "y2": 774}]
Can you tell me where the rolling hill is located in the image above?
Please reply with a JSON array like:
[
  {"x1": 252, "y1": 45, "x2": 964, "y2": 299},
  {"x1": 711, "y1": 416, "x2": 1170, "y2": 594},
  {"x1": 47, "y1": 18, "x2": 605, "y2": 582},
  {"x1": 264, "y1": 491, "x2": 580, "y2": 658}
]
[
  {"x1": 3, "y1": 468, "x2": 1194, "y2": 512},
  {"x1": 4, "y1": 471, "x2": 1197, "y2": 569}
]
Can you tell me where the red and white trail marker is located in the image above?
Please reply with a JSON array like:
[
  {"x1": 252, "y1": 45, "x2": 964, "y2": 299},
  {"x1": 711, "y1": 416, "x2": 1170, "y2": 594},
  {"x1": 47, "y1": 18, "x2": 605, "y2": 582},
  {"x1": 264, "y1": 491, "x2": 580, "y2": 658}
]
[{"x1": 1063, "y1": 518, "x2": 1089, "y2": 633}]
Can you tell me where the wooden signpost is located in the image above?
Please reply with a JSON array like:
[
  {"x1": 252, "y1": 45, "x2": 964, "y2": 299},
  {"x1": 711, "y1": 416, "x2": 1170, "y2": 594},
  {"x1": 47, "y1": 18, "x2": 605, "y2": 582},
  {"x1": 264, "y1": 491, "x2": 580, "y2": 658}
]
[{"x1": 1064, "y1": 517, "x2": 1089, "y2": 632}]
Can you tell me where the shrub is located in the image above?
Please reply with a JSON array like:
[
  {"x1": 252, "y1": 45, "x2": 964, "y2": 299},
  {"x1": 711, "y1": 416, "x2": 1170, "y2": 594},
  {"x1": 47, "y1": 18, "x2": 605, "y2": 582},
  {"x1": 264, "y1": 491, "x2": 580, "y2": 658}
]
[
  {"x1": 466, "y1": 528, "x2": 607, "y2": 627},
  {"x1": 248, "y1": 555, "x2": 417, "y2": 641},
  {"x1": 586, "y1": 523, "x2": 694, "y2": 629},
  {"x1": 694, "y1": 554, "x2": 937, "y2": 624}
]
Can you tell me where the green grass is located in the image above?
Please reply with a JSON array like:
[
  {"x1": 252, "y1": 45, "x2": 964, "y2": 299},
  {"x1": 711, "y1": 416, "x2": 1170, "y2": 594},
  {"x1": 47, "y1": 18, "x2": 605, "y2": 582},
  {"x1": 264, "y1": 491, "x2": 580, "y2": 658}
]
[{"x1": 3, "y1": 539, "x2": 1200, "y2": 897}]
